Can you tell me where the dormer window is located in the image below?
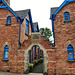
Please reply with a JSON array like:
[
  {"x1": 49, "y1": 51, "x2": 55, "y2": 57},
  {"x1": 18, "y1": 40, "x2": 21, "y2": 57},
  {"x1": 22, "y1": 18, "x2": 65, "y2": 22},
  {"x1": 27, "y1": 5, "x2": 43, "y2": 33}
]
[
  {"x1": 64, "y1": 12, "x2": 70, "y2": 22},
  {"x1": 7, "y1": 16, "x2": 11, "y2": 25}
]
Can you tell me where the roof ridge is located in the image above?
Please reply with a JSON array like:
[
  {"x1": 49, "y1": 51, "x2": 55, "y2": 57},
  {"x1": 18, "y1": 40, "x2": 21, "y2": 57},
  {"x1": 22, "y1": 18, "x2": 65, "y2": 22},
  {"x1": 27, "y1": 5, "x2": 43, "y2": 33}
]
[
  {"x1": 51, "y1": 7, "x2": 59, "y2": 9},
  {"x1": 14, "y1": 9, "x2": 30, "y2": 12},
  {"x1": 33, "y1": 22, "x2": 38, "y2": 24}
]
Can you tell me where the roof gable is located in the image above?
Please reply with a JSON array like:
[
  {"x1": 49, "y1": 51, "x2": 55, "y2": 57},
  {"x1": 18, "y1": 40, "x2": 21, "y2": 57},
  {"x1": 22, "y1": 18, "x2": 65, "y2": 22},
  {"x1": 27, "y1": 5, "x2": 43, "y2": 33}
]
[
  {"x1": 54, "y1": 0, "x2": 75, "y2": 15},
  {"x1": 0, "y1": 0, "x2": 18, "y2": 18},
  {"x1": 16, "y1": 9, "x2": 34, "y2": 32},
  {"x1": 51, "y1": 0, "x2": 75, "y2": 19},
  {"x1": 15, "y1": 9, "x2": 30, "y2": 19}
]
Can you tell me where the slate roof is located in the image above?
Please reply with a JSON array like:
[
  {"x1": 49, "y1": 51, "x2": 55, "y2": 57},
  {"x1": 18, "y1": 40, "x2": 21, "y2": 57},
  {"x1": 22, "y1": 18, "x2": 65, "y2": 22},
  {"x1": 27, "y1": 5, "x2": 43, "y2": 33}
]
[
  {"x1": 50, "y1": 7, "x2": 58, "y2": 15},
  {"x1": 33, "y1": 22, "x2": 38, "y2": 31},
  {"x1": 3, "y1": 0, "x2": 30, "y2": 19},
  {"x1": 15, "y1": 9, "x2": 30, "y2": 19}
]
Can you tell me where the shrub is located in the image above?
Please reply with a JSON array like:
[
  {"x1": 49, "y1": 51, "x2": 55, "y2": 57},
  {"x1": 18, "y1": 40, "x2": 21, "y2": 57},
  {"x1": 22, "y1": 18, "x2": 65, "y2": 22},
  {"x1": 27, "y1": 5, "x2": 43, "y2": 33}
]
[{"x1": 29, "y1": 63, "x2": 34, "y2": 68}]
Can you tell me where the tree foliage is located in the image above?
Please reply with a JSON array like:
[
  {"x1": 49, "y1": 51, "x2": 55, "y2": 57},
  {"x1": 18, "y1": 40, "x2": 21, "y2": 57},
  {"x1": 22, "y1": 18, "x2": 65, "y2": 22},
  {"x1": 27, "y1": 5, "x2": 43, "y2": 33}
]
[{"x1": 40, "y1": 27, "x2": 52, "y2": 40}]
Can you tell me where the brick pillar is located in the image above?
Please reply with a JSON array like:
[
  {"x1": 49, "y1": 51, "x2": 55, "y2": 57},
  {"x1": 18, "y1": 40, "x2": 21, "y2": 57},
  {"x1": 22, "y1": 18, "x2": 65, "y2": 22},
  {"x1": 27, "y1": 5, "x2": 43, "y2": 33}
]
[
  {"x1": 41, "y1": 50, "x2": 43, "y2": 58},
  {"x1": 31, "y1": 49, "x2": 33, "y2": 63},
  {"x1": 36, "y1": 46, "x2": 38, "y2": 60},
  {"x1": 38, "y1": 47, "x2": 40, "y2": 59},
  {"x1": 40, "y1": 50, "x2": 41, "y2": 57},
  {"x1": 33, "y1": 47, "x2": 34, "y2": 61}
]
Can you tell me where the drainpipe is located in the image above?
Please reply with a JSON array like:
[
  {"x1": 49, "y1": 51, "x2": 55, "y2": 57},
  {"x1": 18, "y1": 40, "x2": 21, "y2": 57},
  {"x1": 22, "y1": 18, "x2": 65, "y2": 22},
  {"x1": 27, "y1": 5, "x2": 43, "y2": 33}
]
[{"x1": 19, "y1": 19, "x2": 22, "y2": 47}]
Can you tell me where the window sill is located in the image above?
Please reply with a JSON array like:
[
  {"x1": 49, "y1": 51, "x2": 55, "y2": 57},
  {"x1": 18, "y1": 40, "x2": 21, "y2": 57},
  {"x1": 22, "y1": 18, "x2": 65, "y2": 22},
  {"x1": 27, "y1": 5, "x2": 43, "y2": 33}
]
[
  {"x1": 5, "y1": 24, "x2": 11, "y2": 26},
  {"x1": 64, "y1": 21, "x2": 72, "y2": 23},
  {"x1": 67, "y1": 60, "x2": 75, "y2": 62},
  {"x1": 2, "y1": 59, "x2": 9, "y2": 61}
]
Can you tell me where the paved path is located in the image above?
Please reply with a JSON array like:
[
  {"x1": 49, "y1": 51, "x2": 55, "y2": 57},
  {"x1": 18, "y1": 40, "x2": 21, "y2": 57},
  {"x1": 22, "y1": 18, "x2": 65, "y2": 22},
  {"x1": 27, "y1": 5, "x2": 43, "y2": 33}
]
[
  {"x1": 30, "y1": 62, "x2": 43, "y2": 73},
  {"x1": 0, "y1": 72, "x2": 43, "y2": 75}
]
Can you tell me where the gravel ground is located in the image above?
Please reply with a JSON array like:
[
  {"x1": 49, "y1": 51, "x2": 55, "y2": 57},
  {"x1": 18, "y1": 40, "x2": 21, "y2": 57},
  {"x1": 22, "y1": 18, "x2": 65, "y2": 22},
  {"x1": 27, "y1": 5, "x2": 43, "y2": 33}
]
[{"x1": 0, "y1": 72, "x2": 43, "y2": 75}]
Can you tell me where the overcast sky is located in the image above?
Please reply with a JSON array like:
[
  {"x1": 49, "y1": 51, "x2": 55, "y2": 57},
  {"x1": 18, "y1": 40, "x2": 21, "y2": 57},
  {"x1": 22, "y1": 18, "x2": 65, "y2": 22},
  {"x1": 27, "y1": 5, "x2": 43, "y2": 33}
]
[{"x1": 10, "y1": 0, "x2": 64, "y2": 31}]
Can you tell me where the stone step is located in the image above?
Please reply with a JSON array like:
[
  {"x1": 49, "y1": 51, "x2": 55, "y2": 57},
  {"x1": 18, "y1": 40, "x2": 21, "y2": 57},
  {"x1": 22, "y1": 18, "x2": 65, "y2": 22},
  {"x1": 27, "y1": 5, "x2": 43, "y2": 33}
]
[{"x1": 29, "y1": 73, "x2": 43, "y2": 75}]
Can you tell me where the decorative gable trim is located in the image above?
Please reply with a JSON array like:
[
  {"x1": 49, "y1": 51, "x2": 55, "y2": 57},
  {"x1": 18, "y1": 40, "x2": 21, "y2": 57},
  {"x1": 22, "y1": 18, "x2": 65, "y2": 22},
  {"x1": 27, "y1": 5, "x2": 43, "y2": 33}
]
[
  {"x1": 0, "y1": 0, "x2": 19, "y2": 19},
  {"x1": 51, "y1": 0, "x2": 75, "y2": 20},
  {"x1": 29, "y1": 10, "x2": 34, "y2": 32},
  {"x1": 50, "y1": 0, "x2": 75, "y2": 47}
]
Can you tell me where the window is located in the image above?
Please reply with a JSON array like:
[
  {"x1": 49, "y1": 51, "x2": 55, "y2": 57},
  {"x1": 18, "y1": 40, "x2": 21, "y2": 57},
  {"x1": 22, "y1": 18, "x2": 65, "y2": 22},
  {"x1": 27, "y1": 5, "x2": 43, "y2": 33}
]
[
  {"x1": 4, "y1": 45, "x2": 9, "y2": 59},
  {"x1": 25, "y1": 19, "x2": 29, "y2": 35},
  {"x1": 64, "y1": 12, "x2": 70, "y2": 22},
  {"x1": 67, "y1": 45, "x2": 74, "y2": 60},
  {"x1": 7, "y1": 16, "x2": 11, "y2": 24}
]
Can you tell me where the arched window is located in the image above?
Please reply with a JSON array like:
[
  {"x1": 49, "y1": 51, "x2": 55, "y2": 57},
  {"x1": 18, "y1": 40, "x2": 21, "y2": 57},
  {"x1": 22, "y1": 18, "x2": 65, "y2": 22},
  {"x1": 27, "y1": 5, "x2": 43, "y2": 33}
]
[
  {"x1": 67, "y1": 45, "x2": 74, "y2": 60},
  {"x1": 7, "y1": 16, "x2": 11, "y2": 24},
  {"x1": 64, "y1": 12, "x2": 70, "y2": 22},
  {"x1": 4, "y1": 45, "x2": 9, "y2": 59}
]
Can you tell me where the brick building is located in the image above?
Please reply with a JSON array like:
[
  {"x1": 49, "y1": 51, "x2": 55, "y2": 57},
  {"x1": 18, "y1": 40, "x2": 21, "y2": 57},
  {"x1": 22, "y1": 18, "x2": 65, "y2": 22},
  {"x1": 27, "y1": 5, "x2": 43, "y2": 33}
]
[
  {"x1": 50, "y1": 0, "x2": 75, "y2": 74},
  {"x1": 1, "y1": 0, "x2": 75, "y2": 75},
  {"x1": 0, "y1": 0, "x2": 51, "y2": 74}
]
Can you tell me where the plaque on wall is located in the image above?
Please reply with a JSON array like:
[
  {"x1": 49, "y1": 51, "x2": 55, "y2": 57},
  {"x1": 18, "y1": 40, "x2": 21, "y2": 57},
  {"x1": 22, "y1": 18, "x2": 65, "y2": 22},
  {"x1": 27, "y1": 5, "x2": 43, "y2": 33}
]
[{"x1": 31, "y1": 33, "x2": 41, "y2": 41}]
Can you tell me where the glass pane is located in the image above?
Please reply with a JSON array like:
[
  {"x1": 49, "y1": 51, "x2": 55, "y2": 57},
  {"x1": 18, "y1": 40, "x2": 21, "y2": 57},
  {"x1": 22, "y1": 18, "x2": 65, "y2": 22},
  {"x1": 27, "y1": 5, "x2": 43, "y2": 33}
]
[
  {"x1": 68, "y1": 51, "x2": 73, "y2": 58},
  {"x1": 65, "y1": 15, "x2": 68, "y2": 17},
  {"x1": 8, "y1": 19, "x2": 11, "y2": 24},
  {"x1": 65, "y1": 18, "x2": 68, "y2": 20},
  {"x1": 25, "y1": 25, "x2": 29, "y2": 35},
  {"x1": 68, "y1": 51, "x2": 72, "y2": 55},
  {"x1": 65, "y1": 16, "x2": 68, "y2": 20},
  {"x1": 69, "y1": 55, "x2": 73, "y2": 58},
  {"x1": 5, "y1": 54, "x2": 8, "y2": 58},
  {"x1": 5, "y1": 52, "x2": 8, "y2": 55}
]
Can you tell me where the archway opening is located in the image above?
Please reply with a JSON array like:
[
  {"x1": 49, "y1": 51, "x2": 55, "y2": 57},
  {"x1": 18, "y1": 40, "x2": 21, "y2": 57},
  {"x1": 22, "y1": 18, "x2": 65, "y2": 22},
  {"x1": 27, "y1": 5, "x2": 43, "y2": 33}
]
[{"x1": 28, "y1": 45, "x2": 44, "y2": 73}]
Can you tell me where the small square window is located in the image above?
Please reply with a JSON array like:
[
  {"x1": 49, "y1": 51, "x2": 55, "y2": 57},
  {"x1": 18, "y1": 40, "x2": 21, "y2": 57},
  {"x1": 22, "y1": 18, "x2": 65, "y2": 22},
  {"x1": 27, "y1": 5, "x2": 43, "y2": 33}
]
[
  {"x1": 64, "y1": 12, "x2": 70, "y2": 22},
  {"x1": 7, "y1": 16, "x2": 11, "y2": 25}
]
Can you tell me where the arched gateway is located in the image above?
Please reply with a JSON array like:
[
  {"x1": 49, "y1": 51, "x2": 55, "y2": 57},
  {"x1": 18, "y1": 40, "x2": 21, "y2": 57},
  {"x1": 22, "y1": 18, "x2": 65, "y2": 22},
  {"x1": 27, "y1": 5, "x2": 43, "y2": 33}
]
[{"x1": 24, "y1": 43, "x2": 48, "y2": 73}]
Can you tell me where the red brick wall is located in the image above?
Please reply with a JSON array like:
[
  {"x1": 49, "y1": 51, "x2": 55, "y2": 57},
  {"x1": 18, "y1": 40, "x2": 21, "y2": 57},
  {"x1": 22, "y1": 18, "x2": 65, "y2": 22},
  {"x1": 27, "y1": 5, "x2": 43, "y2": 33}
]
[
  {"x1": 0, "y1": 8, "x2": 20, "y2": 73},
  {"x1": 53, "y1": 1, "x2": 75, "y2": 74},
  {"x1": 20, "y1": 15, "x2": 32, "y2": 43}
]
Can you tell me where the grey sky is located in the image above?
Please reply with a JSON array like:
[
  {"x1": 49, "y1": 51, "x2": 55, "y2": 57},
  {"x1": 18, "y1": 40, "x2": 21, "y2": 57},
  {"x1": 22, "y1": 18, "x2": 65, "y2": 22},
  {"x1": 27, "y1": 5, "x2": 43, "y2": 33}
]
[{"x1": 10, "y1": 0, "x2": 64, "y2": 31}]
